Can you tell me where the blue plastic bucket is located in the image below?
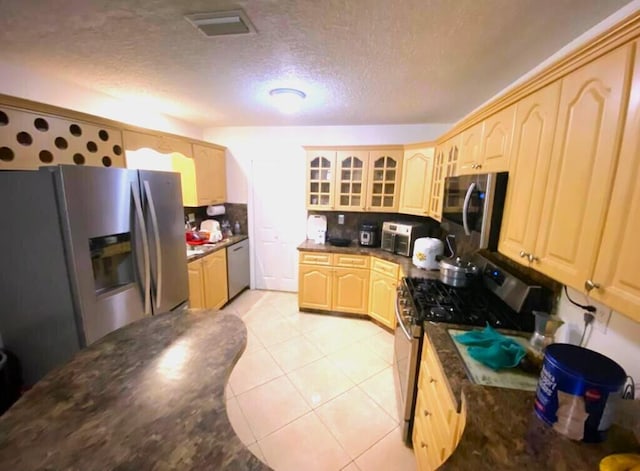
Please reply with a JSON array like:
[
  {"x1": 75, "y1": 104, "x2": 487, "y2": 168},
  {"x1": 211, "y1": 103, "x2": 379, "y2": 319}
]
[{"x1": 534, "y1": 343, "x2": 626, "y2": 442}]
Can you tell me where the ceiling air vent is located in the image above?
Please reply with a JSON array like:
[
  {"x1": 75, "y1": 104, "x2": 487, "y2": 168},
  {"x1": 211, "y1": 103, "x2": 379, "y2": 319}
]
[{"x1": 185, "y1": 9, "x2": 256, "y2": 37}]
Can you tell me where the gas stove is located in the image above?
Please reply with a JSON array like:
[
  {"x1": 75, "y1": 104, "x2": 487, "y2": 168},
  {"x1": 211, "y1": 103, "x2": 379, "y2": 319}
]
[
  {"x1": 397, "y1": 253, "x2": 553, "y2": 333},
  {"x1": 404, "y1": 277, "x2": 534, "y2": 332}
]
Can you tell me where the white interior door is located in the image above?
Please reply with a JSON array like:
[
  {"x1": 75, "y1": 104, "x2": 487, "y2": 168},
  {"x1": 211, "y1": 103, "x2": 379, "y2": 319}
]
[{"x1": 250, "y1": 155, "x2": 306, "y2": 291}]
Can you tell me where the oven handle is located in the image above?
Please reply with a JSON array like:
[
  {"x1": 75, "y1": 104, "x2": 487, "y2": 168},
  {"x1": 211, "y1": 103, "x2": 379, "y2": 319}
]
[
  {"x1": 462, "y1": 182, "x2": 476, "y2": 236},
  {"x1": 395, "y1": 293, "x2": 412, "y2": 341}
]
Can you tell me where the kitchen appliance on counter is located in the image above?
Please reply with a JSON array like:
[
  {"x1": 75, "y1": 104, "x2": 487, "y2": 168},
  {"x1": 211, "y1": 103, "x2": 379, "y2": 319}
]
[
  {"x1": 393, "y1": 252, "x2": 552, "y2": 445},
  {"x1": 200, "y1": 219, "x2": 223, "y2": 242},
  {"x1": 441, "y1": 172, "x2": 508, "y2": 251},
  {"x1": 412, "y1": 237, "x2": 443, "y2": 270},
  {"x1": 359, "y1": 222, "x2": 379, "y2": 247},
  {"x1": 381, "y1": 221, "x2": 431, "y2": 256},
  {"x1": 306, "y1": 215, "x2": 327, "y2": 242},
  {"x1": 0, "y1": 165, "x2": 188, "y2": 384}
]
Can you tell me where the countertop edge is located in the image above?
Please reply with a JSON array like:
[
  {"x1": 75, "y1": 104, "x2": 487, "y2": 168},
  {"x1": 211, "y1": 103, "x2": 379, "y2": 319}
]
[
  {"x1": 0, "y1": 310, "x2": 271, "y2": 471},
  {"x1": 188, "y1": 235, "x2": 249, "y2": 262},
  {"x1": 422, "y1": 321, "x2": 640, "y2": 470}
]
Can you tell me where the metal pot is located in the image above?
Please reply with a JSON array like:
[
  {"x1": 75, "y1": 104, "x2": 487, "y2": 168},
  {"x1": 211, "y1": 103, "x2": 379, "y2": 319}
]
[{"x1": 439, "y1": 257, "x2": 479, "y2": 287}]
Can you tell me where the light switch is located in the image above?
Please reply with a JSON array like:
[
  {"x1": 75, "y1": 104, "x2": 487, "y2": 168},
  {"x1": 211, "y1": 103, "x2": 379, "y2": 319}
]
[{"x1": 338, "y1": 214, "x2": 345, "y2": 225}]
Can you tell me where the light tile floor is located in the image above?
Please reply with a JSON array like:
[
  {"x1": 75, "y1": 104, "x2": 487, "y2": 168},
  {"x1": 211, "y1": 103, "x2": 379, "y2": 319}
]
[{"x1": 221, "y1": 290, "x2": 416, "y2": 471}]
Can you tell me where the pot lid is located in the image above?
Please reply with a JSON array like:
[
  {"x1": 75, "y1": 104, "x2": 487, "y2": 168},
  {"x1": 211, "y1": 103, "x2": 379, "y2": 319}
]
[{"x1": 440, "y1": 256, "x2": 477, "y2": 270}]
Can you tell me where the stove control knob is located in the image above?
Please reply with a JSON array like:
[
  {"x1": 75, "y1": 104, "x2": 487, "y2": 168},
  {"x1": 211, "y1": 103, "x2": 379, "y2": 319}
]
[
  {"x1": 402, "y1": 308, "x2": 412, "y2": 316},
  {"x1": 399, "y1": 298, "x2": 409, "y2": 307}
]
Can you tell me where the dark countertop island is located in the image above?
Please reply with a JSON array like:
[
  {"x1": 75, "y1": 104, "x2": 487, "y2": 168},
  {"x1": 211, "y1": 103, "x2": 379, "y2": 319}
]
[{"x1": 0, "y1": 309, "x2": 269, "y2": 471}]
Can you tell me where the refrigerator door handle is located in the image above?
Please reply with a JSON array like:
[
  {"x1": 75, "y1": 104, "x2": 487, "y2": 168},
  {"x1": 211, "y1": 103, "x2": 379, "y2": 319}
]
[
  {"x1": 131, "y1": 181, "x2": 151, "y2": 315},
  {"x1": 143, "y1": 180, "x2": 162, "y2": 311}
]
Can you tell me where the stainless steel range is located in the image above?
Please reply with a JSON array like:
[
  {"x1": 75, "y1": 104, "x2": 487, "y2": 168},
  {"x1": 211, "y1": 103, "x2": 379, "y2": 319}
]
[{"x1": 393, "y1": 252, "x2": 552, "y2": 445}]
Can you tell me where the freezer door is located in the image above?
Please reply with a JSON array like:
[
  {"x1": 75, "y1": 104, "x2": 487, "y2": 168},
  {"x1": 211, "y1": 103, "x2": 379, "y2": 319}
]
[
  {"x1": 55, "y1": 166, "x2": 147, "y2": 345},
  {"x1": 139, "y1": 170, "x2": 188, "y2": 314}
]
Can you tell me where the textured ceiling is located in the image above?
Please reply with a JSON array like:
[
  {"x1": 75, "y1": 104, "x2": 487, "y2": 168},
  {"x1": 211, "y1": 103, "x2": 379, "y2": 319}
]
[{"x1": 0, "y1": 0, "x2": 633, "y2": 127}]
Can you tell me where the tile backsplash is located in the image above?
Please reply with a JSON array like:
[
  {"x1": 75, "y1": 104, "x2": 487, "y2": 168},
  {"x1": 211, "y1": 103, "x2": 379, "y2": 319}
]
[
  {"x1": 184, "y1": 203, "x2": 248, "y2": 235},
  {"x1": 307, "y1": 210, "x2": 442, "y2": 243}
]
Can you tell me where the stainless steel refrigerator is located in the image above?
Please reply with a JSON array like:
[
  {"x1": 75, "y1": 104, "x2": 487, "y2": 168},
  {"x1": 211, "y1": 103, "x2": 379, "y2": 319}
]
[{"x1": 0, "y1": 165, "x2": 188, "y2": 384}]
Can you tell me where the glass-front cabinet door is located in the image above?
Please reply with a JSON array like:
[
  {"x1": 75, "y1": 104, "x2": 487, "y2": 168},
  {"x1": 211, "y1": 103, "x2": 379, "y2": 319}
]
[
  {"x1": 366, "y1": 150, "x2": 403, "y2": 211},
  {"x1": 334, "y1": 150, "x2": 369, "y2": 211},
  {"x1": 306, "y1": 150, "x2": 336, "y2": 209}
]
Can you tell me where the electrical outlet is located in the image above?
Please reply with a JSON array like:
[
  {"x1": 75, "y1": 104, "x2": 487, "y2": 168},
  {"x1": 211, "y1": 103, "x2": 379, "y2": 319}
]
[
  {"x1": 188, "y1": 213, "x2": 196, "y2": 223},
  {"x1": 338, "y1": 214, "x2": 345, "y2": 225},
  {"x1": 592, "y1": 304, "x2": 612, "y2": 334}
]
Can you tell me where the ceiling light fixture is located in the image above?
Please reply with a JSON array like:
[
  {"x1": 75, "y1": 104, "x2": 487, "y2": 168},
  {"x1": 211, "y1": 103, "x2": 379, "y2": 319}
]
[{"x1": 269, "y1": 88, "x2": 307, "y2": 114}]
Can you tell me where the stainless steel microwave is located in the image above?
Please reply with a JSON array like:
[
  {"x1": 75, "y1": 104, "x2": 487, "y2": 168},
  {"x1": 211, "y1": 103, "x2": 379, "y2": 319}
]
[{"x1": 441, "y1": 172, "x2": 508, "y2": 251}]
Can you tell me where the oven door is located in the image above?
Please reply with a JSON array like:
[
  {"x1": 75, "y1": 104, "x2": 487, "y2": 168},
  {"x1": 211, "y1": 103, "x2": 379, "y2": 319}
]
[
  {"x1": 393, "y1": 287, "x2": 423, "y2": 445},
  {"x1": 393, "y1": 234, "x2": 410, "y2": 256}
]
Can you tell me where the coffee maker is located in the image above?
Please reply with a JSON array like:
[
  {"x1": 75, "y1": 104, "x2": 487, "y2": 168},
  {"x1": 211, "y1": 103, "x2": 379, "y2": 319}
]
[{"x1": 359, "y1": 222, "x2": 379, "y2": 247}]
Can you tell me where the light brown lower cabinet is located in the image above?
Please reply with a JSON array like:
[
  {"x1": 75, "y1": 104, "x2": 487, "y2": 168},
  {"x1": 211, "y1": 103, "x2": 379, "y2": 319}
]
[
  {"x1": 368, "y1": 258, "x2": 400, "y2": 329},
  {"x1": 413, "y1": 333, "x2": 466, "y2": 470},
  {"x1": 298, "y1": 252, "x2": 401, "y2": 323},
  {"x1": 187, "y1": 249, "x2": 228, "y2": 309},
  {"x1": 298, "y1": 252, "x2": 370, "y2": 314}
]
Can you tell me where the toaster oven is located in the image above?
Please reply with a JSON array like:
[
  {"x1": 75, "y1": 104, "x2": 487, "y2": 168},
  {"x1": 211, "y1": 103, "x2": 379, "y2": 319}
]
[{"x1": 380, "y1": 222, "x2": 430, "y2": 257}]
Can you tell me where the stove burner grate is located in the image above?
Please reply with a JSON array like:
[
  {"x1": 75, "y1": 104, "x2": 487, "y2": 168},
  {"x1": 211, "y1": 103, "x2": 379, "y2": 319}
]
[{"x1": 404, "y1": 277, "x2": 533, "y2": 332}]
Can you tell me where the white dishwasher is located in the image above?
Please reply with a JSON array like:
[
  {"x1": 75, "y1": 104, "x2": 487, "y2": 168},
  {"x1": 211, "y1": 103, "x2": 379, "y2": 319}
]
[{"x1": 227, "y1": 238, "x2": 250, "y2": 300}]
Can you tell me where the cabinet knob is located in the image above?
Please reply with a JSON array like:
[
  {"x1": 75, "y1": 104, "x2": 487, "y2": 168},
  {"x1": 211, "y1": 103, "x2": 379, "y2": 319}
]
[
  {"x1": 476, "y1": 164, "x2": 482, "y2": 169},
  {"x1": 423, "y1": 409, "x2": 430, "y2": 417},
  {"x1": 429, "y1": 377, "x2": 437, "y2": 384},
  {"x1": 585, "y1": 280, "x2": 601, "y2": 292},
  {"x1": 519, "y1": 250, "x2": 529, "y2": 258},
  {"x1": 527, "y1": 253, "x2": 539, "y2": 263},
  {"x1": 420, "y1": 441, "x2": 427, "y2": 448}
]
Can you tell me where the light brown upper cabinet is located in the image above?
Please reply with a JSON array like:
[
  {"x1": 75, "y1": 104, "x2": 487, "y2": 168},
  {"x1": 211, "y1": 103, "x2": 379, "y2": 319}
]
[
  {"x1": 192, "y1": 143, "x2": 226, "y2": 206},
  {"x1": 305, "y1": 148, "x2": 403, "y2": 212},
  {"x1": 587, "y1": 40, "x2": 640, "y2": 322},
  {"x1": 457, "y1": 105, "x2": 516, "y2": 175},
  {"x1": 123, "y1": 130, "x2": 192, "y2": 157},
  {"x1": 366, "y1": 150, "x2": 403, "y2": 212},
  {"x1": 428, "y1": 136, "x2": 459, "y2": 221},
  {"x1": 457, "y1": 121, "x2": 484, "y2": 175},
  {"x1": 306, "y1": 149, "x2": 336, "y2": 210},
  {"x1": 398, "y1": 145, "x2": 435, "y2": 216},
  {"x1": 0, "y1": 106, "x2": 125, "y2": 170},
  {"x1": 124, "y1": 130, "x2": 226, "y2": 207},
  {"x1": 334, "y1": 150, "x2": 369, "y2": 211},
  {"x1": 499, "y1": 82, "x2": 562, "y2": 264},
  {"x1": 479, "y1": 104, "x2": 516, "y2": 173},
  {"x1": 519, "y1": 45, "x2": 632, "y2": 292}
]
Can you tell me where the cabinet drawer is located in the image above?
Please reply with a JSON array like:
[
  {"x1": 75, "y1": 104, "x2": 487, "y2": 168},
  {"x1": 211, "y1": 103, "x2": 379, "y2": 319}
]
[
  {"x1": 333, "y1": 254, "x2": 370, "y2": 268},
  {"x1": 299, "y1": 251, "x2": 333, "y2": 265},
  {"x1": 371, "y1": 257, "x2": 399, "y2": 277}
]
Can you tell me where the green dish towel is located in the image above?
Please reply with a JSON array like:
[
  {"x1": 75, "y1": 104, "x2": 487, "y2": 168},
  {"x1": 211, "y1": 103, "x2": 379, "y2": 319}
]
[{"x1": 453, "y1": 325, "x2": 526, "y2": 371}]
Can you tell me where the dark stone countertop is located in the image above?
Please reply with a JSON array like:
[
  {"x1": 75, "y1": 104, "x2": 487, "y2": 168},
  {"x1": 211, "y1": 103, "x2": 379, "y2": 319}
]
[
  {"x1": 188, "y1": 235, "x2": 248, "y2": 262},
  {"x1": 424, "y1": 321, "x2": 640, "y2": 470},
  {"x1": 297, "y1": 240, "x2": 440, "y2": 279},
  {"x1": 0, "y1": 309, "x2": 270, "y2": 471},
  {"x1": 299, "y1": 239, "x2": 640, "y2": 467}
]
